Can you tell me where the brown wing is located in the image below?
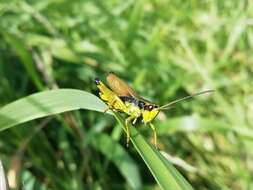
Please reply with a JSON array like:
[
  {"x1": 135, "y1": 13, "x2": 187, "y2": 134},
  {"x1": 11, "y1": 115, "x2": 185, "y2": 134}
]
[{"x1": 106, "y1": 73, "x2": 150, "y2": 102}]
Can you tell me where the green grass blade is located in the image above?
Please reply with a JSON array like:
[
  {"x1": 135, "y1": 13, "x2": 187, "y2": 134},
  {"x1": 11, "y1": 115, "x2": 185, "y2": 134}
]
[
  {"x1": 114, "y1": 113, "x2": 194, "y2": 190},
  {"x1": 0, "y1": 89, "x2": 107, "y2": 132}
]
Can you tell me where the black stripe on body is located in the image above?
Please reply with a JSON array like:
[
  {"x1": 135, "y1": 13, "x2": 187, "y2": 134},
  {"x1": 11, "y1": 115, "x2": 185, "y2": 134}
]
[{"x1": 120, "y1": 96, "x2": 146, "y2": 109}]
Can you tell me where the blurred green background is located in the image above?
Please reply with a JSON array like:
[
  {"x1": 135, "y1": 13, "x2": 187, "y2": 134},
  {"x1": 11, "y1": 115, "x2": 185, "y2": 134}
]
[{"x1": 0, "y1": 0, "x2": 252, "y2": 189}]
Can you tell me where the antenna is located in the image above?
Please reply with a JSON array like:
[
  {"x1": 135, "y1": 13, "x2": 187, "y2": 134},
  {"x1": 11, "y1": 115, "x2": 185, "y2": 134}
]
[{"x1": 159, "y1": 90, "x2": 214, "y2": 110}]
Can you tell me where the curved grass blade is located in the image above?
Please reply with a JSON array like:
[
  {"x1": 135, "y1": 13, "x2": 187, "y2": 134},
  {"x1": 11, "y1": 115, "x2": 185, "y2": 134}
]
[
  {"x1": 0, "y1": 89, "x2": 108, "y2": 132},
  {"x1": 114, "y1": 113, "x2": 194, "y2": 190}
]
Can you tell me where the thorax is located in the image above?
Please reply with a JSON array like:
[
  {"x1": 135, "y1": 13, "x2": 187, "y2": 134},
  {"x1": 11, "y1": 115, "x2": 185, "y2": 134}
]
[{"x1": 120, "y1": 96, "x2": 144, "y2": 117}]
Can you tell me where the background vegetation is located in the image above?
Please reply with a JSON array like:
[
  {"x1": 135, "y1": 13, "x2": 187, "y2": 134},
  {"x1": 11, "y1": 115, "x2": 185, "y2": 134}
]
[{"x1": 0, "y1": 0, "x2": 252, "y2": 189}]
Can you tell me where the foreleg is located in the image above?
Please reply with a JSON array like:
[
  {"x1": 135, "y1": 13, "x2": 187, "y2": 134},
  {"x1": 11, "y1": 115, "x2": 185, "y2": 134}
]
[
  {"x1": 149, "y1": 123, "x2": 157, "y2": 149},
  {"x1": 125, "y1": 115, "x2": 136, "y2": 147}
]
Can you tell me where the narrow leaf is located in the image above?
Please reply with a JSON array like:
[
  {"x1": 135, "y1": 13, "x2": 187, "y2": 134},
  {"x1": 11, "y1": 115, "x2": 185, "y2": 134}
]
[{"x1": 114, "y1": 113, "x2": 195, "y2": 190}]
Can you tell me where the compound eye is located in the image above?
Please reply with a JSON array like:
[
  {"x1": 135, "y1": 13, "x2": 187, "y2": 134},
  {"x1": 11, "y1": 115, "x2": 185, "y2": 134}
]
[{"x1": 146, "y1": 105, "x2": 153, "y2": 111}]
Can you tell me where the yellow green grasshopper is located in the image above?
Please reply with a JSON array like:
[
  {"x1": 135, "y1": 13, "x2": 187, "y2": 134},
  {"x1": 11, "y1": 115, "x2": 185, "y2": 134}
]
[{"x1": 95, "y1": 73, "x2": 213, "y2": 148}]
